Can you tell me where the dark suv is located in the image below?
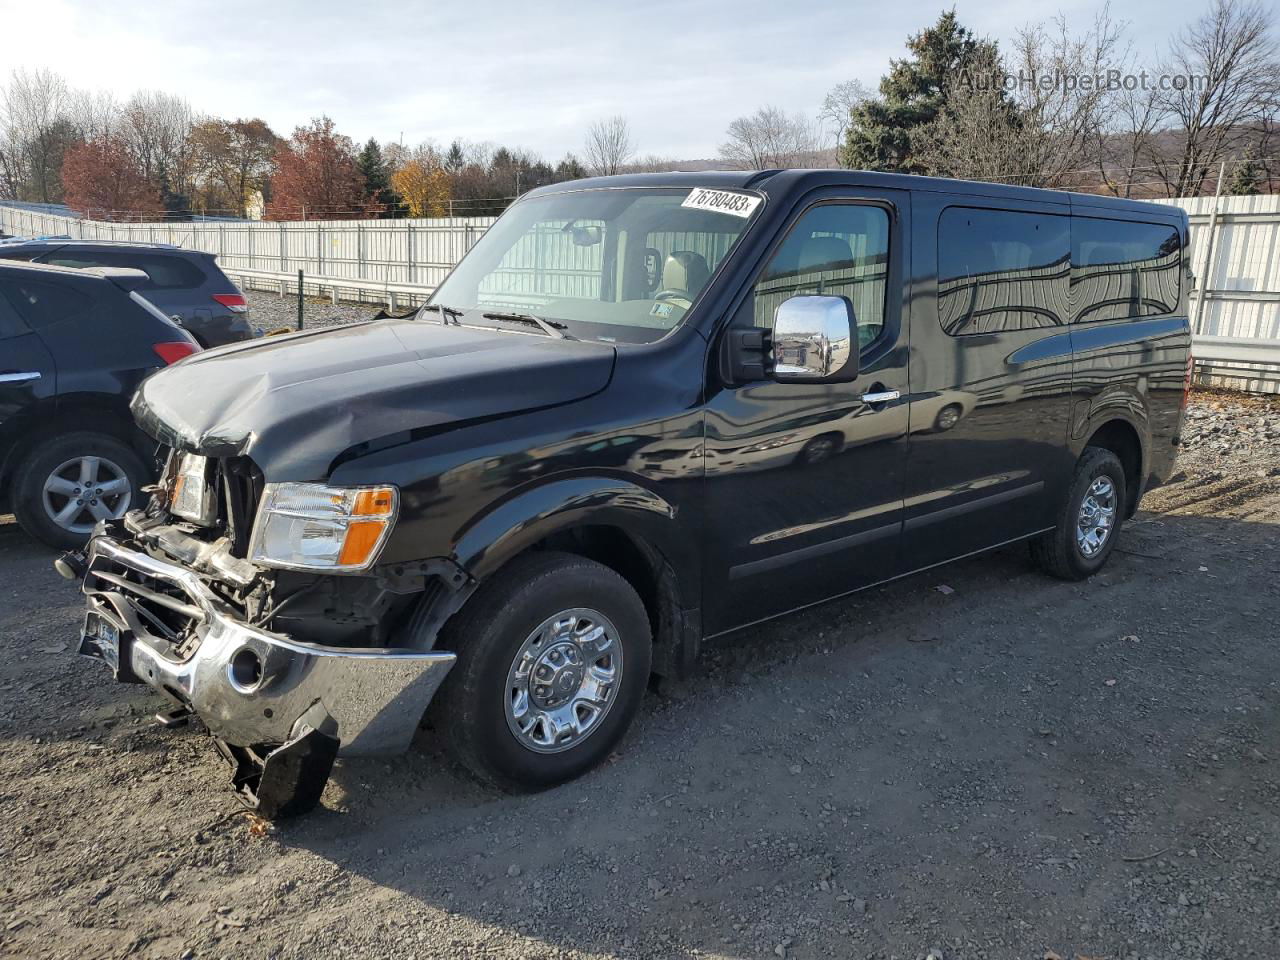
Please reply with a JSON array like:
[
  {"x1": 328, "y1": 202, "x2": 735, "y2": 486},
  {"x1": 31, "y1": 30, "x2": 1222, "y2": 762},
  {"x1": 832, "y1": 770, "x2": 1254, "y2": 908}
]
[
  {"x1": 1, "y1": 260, "x2": 199, "y2": 548},
  {"x1": 67, "y1": 171, "x2": 1191, "y2": 817},
  {"x1": 0, "y1": 238, "x2": 251, "y2": 347}
]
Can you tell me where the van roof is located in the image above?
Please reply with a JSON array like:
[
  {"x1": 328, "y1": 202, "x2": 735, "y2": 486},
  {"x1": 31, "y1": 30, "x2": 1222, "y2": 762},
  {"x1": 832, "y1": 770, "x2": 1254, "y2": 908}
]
[{"x1": 522, "y1": 169, "x2": 1184, "y2": 219}]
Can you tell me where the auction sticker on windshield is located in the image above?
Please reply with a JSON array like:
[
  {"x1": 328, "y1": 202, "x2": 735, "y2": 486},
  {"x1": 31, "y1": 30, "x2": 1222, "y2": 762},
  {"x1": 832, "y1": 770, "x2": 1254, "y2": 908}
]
[{"x1": 681, "y1": 188, "x2": 761, "y2": 218}]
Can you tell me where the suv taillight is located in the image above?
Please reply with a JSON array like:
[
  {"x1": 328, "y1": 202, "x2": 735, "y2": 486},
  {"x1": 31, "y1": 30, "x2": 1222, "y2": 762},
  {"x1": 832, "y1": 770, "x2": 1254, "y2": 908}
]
[
  {"x1": 154, "y1": 341, "x2": 200, "y2": 364},
  {"x1": 212, "y1": 293, "x2": 248, "y2": 313},
  {"x1": 1182, "y1": 353, "x2": 1194, "y2": 408}
]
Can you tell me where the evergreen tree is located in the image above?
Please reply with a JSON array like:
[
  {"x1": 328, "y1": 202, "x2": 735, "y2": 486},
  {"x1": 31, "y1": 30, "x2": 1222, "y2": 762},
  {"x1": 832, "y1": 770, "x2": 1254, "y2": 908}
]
[
  {"x1": 842, "y1": 10, "x2": 994, "y2": 173},
  {"x1": 356, "y1": 138, "x2": 400, "y2": 215},
  {"x1": 444, "y1": 140, "x2": 466, "y2": 173},
  {"x1": 1229, "y1": 152, "x2": 1263, "y2": 196}
]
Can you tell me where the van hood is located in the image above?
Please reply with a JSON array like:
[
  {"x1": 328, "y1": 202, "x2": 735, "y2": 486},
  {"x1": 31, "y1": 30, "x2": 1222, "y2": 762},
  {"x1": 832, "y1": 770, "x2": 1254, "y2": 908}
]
[{"x1": 131, "y1": 318, "x2": 617, "y2": 480}]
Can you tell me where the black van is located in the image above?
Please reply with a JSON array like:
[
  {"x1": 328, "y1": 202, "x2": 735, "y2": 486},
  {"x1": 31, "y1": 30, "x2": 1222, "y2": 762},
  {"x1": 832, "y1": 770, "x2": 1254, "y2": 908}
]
[{"x1": 68, "y1": 171, "x2": 1191, "y2": 816}]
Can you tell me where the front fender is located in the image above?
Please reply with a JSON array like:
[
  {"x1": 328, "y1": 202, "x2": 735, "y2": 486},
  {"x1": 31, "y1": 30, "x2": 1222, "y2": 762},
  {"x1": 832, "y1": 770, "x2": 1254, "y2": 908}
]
[{"x1": 452, "y1": 475, "x2": 690, "y2": 582}]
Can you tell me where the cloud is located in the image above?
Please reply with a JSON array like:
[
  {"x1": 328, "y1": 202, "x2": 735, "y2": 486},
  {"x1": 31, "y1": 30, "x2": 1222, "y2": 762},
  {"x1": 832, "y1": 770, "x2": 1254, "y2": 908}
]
[{"x1": 0, "y1": 0, "x2": 1202, "y2": 159}]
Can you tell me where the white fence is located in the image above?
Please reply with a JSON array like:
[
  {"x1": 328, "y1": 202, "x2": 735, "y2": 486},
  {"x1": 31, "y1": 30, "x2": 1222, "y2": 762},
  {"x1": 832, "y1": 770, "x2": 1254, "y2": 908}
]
[
  {"x1": 3, "y1": 193, "x2": 1279, "y2": 391},
  {"x1": 0, "y1": 206, "x2": 496, "y2": 290}
]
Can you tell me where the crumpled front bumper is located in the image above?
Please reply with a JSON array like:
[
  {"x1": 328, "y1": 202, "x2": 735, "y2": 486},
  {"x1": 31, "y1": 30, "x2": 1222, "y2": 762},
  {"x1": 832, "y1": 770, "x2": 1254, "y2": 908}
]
[{"x1": 78, "y1": 532, "x2": 456, "y2": 814}]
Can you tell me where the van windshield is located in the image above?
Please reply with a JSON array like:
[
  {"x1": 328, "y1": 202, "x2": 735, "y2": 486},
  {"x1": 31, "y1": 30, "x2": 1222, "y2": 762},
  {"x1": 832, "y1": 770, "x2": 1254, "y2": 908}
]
[{"x1": 426, "y1": 187, "x2": 762, "y2": 343}]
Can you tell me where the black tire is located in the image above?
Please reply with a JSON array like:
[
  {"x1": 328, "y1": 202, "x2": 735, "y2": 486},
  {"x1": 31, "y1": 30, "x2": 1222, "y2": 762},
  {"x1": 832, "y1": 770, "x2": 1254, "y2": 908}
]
[
  {"x1": 1030, "y1": 446, "x2": 1127, "y2": 581},
  {"x1": 10, "y1": 431, "x2": 148, "y2": 550},
  {"x1": 433, "y1": 551, "x2": 652, "y2": 791}
]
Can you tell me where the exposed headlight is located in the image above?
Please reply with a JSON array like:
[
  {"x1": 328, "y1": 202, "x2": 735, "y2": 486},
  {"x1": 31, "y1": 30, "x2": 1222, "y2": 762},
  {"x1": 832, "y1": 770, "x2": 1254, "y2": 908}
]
[
  {"x1": 249, "y1": 482, "x2": 398, "y2": 572},
  {"x1": 170, "y1": 453, "x2": 216, "y2": 525}
]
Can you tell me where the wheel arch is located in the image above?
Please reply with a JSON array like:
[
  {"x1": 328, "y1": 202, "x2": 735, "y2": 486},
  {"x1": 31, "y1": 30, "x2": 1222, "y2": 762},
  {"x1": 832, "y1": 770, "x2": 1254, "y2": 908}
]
[
  {"x1": 451, "y1": 476, "x2": 701, "y2": 678},
  {"x1": 0, "y1": 393, "x2": 153, "y2": 499},
  {"x1": 1081, "y1": 417, "x2": 1145, "y2": 516}
]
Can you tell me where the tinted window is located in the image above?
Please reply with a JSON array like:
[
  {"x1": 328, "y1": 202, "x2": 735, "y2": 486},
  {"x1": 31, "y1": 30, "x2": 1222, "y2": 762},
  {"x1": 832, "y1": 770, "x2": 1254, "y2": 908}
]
[
  {"x1": 38, "y1": 251, "x2": 204, "y2": 289},
  {"x1": 938, "y1": 207, "x2": 1069, "y2": 336},
  {"x1": 0, "y1": 284, "x2": 32, "y2": 338},
  {"x1": 5, "y1": 279, "x2": 93, "y2": 329},
  {"x1": 1072, "y1": 218, "x2": 1181, "y2": 323},
  {"x1": 754, "y1": 203, "x2": 890, "y2": 349}
]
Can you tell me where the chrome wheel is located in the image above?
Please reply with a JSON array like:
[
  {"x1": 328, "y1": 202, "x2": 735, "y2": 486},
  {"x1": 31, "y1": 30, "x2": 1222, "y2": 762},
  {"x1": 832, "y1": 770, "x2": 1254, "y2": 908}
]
[
  {"x1": 41, "y1": 456, "x2": 132, "y2": 535},
  {"x1": 505, "y1": 607, "x2": 623, "y2": 754},
  {"x1": 1076, "y1": 475, "x2": 1117, "y2": 558}
]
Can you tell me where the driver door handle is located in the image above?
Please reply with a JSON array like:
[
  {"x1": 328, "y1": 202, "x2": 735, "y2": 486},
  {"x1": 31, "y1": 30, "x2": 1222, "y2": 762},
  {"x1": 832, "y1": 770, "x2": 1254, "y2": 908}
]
[
  {"x1": 0, "y1": 371, "x2": 42, "y2": 385},
  {"x1": 861, "y1": 389, "x2": 900, "y2": 404}
]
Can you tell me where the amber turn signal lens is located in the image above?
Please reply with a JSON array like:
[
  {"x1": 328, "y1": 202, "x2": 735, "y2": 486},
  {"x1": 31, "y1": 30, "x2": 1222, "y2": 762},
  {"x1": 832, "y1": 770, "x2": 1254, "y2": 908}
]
[
  {"x1": 353, "y1": 488, "x2": 396, "y2": 517},
  {"x1": 337, "y1": 520, "x2": 387, "y2": 566}
]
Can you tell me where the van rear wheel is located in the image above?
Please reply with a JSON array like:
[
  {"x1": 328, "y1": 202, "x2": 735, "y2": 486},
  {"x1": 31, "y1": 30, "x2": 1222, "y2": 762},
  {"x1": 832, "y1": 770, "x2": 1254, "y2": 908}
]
[
  {"x1": 1030, "y1": 446, "x2": 1127, "y2": 580},
  {"x1": 433, "y1": 551, "x2": 652, "y2": 791}
]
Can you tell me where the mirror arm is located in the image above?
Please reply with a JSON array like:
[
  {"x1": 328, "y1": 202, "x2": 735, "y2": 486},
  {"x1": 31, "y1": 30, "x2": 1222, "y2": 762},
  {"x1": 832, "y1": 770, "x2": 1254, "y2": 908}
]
[{"x1": 723, "y1": 327, "x2": 771, "y2": 384}]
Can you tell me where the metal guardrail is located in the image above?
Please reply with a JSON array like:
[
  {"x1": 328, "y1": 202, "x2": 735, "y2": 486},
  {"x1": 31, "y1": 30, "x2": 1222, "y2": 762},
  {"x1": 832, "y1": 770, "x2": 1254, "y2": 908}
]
[
  {"x1": 1193, "y1": 335, "x2": 1280, "y2": 388},
  {"x1": 224, "y1": 267, "x2": 436, "y2": 311}
]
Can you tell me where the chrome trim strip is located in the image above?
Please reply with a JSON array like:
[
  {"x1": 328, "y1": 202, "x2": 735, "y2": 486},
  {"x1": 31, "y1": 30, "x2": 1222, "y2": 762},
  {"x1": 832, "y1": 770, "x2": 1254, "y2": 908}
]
[
  {"x1": 903, "y1": 481, "x2": 1045, "y2": 531},
  {"x1": 0, "y1": 371, "x2": 41, "y2": 384},
  {"x1": 729, "y1": 521, "x2": 900, "y2": 580}
]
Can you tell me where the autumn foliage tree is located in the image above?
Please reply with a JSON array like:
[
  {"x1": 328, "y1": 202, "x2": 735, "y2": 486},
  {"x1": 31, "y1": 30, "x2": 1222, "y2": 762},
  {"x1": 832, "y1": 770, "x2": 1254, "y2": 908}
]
[
  {"x1": 265, "y1": 116, "x2": 363, "y2": 220},
  {"x1": 61, "y1": 135, "x2": 162, "y2": 219},
  {"x1": 390, "y1": 152, "x2": 452, "y2": 217}
]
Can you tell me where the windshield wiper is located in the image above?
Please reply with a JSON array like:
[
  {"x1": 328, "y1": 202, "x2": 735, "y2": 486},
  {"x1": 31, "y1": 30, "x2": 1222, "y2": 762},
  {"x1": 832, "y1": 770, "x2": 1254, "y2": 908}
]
[
  {"x1": 420, "y1": 303, "x2": 464, "y2": 325},
  {"x1": 482, "y1": 310, "x2": 575, "y2": 340}
]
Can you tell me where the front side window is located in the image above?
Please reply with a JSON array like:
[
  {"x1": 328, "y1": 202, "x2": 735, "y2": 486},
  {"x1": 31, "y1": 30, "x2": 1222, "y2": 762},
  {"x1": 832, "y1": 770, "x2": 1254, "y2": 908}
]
[
  {"x1": 938, "y1": 207, "x2": 1070, "y2": 336},
  {"x1": 429, "y1": 187, "x2": 761, "y2": 343},
  {"x1": 1071, "y1": 218, "x2": 1181, "y2": 323},
  {"x1": 752, "y1": 203, "x2": 890, "y2": 349}
]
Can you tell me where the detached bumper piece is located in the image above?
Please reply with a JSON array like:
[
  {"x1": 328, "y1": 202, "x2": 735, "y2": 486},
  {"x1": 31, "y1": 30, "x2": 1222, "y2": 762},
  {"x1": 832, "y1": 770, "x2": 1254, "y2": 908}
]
[
  {"x1": 215, "y1": 725, "x2": 340, "y2": 819},
  {"x1": 77, "y1": 529, "x2": 457, "y2": 817}
]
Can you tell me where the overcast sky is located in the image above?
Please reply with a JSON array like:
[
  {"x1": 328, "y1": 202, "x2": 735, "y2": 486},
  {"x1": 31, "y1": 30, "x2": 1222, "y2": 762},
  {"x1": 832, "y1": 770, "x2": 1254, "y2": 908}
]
[{"x1": 3, "y1": 0, "x2": 1220, "y2": 160}]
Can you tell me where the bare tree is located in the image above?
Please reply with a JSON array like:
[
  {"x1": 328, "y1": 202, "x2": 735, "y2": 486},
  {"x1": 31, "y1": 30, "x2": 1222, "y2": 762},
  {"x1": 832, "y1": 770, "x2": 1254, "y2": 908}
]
[
  {"x1": 67, "y1": 88, "x2": 120, "y2": 141},
  {"x1": 1096, "y1": 60, "x2": 1166, "y2": 197},
  {"x1": 915, "y1": 46, "x2": 1030, "y2": 182},
  {"x1": 1010, "y1": 6, "x2": 1128, "y2": 188},
  {"x1": 0, "y1": 68, "x2": 71, "y2": 202},
  {"x1": 120, "y1": 90, "x2": 196, "y2": 200},
  {"x1": 1153, "y1": 0, "x2": 1279, "y2": 196},
  {"x1": 583, "y1": 116, "x2": 634, "y2": 176},
  {"x1": 719, "y1": 106, "x2": 824, "y2": 168},
  {"x1": 819, "y1": 80, "x2": 871, "y2": 151}
]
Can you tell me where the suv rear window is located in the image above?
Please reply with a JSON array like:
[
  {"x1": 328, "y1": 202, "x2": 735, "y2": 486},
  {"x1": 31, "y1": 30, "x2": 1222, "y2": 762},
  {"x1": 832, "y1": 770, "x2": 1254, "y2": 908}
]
[{"x1": 38, "y1": 251, "x2": 204, "y2": 289}]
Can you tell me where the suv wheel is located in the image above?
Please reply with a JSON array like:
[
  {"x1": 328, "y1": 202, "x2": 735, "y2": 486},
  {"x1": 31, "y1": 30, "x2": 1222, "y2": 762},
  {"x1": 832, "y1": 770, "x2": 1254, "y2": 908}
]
[
  {"x1": 433, "y1": 551, "x2": 652, "y2": 791},
  {"x1": 1030, "y1": 446, "x2": 1127, "y2": 580},
  {"x1": 11, "y1": 432, "x2": 148, "y2": 550}
]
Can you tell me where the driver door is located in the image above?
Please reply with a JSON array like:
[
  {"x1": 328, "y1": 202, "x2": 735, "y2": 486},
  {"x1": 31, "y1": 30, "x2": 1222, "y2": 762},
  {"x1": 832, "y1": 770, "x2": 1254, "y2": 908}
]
[{"x1": 701, "y1": 190, "x2": 912, "y2": 634}]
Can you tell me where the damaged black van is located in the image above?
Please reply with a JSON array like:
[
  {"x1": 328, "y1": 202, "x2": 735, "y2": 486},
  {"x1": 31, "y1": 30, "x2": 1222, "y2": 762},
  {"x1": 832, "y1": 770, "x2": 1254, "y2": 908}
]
[{"x1": 66, "y1": 171, "x2": 1192, "y2": 816}]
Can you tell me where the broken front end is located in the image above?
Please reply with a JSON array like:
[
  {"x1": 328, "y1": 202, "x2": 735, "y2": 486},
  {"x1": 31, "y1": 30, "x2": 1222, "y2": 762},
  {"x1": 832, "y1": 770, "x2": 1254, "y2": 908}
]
[{"x1": 70, "y1": 452, "x2": 460, "y2": 818}]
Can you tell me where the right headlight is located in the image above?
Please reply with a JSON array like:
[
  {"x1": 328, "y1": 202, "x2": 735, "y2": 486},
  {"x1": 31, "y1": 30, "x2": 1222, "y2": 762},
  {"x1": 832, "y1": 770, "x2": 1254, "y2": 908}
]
[{"x1": 249, "y1": 482, "x2": 398, "y2": 572}]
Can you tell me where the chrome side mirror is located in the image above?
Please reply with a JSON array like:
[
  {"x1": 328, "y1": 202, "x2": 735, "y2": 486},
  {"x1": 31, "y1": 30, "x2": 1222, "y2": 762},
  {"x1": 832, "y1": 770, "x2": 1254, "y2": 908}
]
[{"x1": 772, "y1": 295, "x2": 858, "y2": 382}]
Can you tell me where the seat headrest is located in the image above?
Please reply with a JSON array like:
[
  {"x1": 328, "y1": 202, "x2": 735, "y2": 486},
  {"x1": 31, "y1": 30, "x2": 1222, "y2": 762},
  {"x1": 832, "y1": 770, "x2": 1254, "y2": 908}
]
[
  {"x1": 797, "y1": 235, "x2": 853, "y2": 272},
  {"x1": 662, "y1": 251, "x2": 711, "y2": 294}
]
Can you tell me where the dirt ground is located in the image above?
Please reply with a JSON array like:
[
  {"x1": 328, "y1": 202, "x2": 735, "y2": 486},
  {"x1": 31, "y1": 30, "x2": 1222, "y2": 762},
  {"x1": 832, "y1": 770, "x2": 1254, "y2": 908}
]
[{"x1": 1, "y1": 390, "x2": 1278, "y2": 960}]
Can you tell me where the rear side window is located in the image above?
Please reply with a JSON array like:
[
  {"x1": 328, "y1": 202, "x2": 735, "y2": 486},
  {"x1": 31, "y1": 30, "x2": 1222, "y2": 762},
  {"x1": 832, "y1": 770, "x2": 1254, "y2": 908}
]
[
  {"x1": 0, "y1": 283, "x2": 32, "y2": 338},
  {"x1": 4, "y1": 279, "x2": 93, "y2": 329},
  {"x1": 38, "y1": 251, "x2": 204, "y2": 289},
  {"x1": 938, "y1": 207, "x2": 1069, "y2": 336},
  {"x1": 1071, "y1": 218, "x2": 1181, "y2": 323},
  {"x1": 753, "y1": 203, "x2": 890, "y2": 349}
]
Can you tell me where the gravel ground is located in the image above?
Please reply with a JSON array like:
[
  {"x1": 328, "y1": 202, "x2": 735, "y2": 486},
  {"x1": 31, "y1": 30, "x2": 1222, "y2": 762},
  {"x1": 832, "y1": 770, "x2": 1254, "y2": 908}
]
[
  {"x1": 1, "y1": 381, "x2": 1278, "y2": 960},
  {"x1": 244, "y1": 290, "x2": 403, "y2": 335}
]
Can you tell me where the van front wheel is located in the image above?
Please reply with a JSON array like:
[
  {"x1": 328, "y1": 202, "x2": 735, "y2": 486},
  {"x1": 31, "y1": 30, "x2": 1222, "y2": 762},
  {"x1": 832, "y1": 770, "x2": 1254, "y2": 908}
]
[
  {"x1": 434, "y1": 551, "x2": 652, "y2": 791},
  {"x1": 1031, "y1": 447, "x2": 1127, "y2": 581}
]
